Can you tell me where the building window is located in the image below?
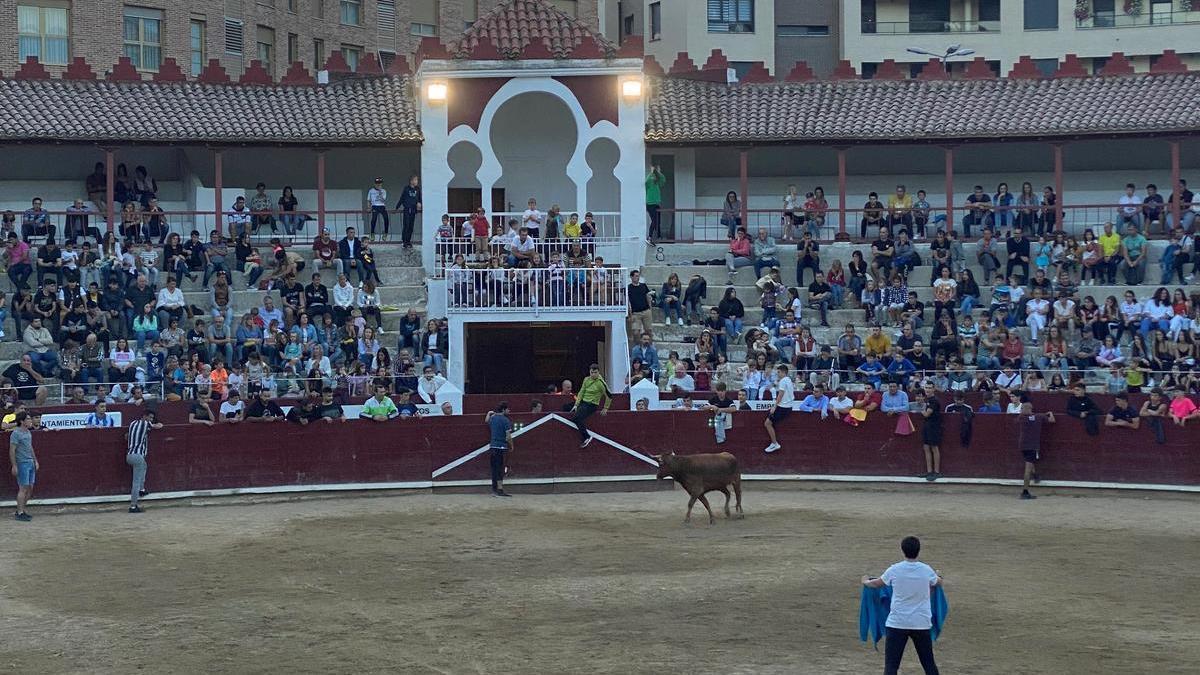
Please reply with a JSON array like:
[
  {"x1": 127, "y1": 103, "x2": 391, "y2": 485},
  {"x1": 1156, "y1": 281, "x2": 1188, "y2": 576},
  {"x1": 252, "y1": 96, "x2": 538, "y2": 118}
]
[
  {"x1": 190, "y1": 20, "x2": 206, "y2": 75},
  {"x1": 1023, "y1": 0, "x2": 1058, "y2": 29},
  {"x1": 17, "y1": 1, "x2": 70, "y2": 66},
  {"x1": 256, "y1": 26, "x2": 274, "y2": 73},
  {"x1": 341, "y1": 45, "x2": 362, "y2": 70},
  {"x1": 340, "y1": 0, "x2": 361, "y2": 25},
  {"x1": 777, "y1": 24, "x2": 830, "y2": 36},
  {"x1": 909, "y1": 0, "x2": 950, "y2": 33},
  {"x1": 224, "y1": 18, "x2": 245, "y2": 56},
  {"x1": 380, "y1": 50, "x2": 396, "y2": 69},
  {"x1": 123, "y1": 7, "x2": 163, "y2": 72},
  {"x1": 463, "y1": 0, "x2": 477, "y2": 29},
  {"x1": 313, "y1": 38, "x2": 325, "y2": 67},
  {"x1": 649, "y1": 2, "x2": 661, "y2": 40},
  {"x1": 550, "y1": 0, "x2": 577, "y2": 17},
  {"x1": 411, "y1": 0, "x2": 438, "y2": 36},
  {"x1": 623, "y1": 14, "x2": 634, "y2": 38},
  {"x1": 1093, "y1": 0, "x2": 1116, "y2": 27},
  {"x1": 1033, "y1": 58, "x2": 1058, "y2": 76},
  {"x1": 978, "y1": 0, "x2": 1000, "y2": 22},
  {"x1": 708, "y1": 0, "x2": 754, "y2": 34},
  {"x1": 287, "y1": 32, "x2": 299, "y2": 64},
  {"x1": 379, "y1": 0, "x2": 397, "y2": 33}
]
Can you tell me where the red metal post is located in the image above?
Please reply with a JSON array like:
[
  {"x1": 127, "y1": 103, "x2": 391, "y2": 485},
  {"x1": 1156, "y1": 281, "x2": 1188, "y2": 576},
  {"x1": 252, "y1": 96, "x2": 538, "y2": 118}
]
[
  {"x1": 213, "y1": 149, "x2": 224, "y2": 236},
  {"x1": 836, "y1": 147, "x2": 848, "y2": 239},
  {"x1": 738, "y1": 149, "x2": 749, "y2": 231},
  {"x1": 104, "y1": 148, "x2": 115, "y2": 233},
  {"x1": 1053, "y1": 143, "x2": 1064, "y2": 231},
  {"x1": 1169, "y1": 139, "x2": 1181, "y2": 233},
  {"x1": 316, "y1": 149, "x2": 327, "y2": 232},
  {"x1": 944, "y1": 146, "x2": 955, "y2": 233}
]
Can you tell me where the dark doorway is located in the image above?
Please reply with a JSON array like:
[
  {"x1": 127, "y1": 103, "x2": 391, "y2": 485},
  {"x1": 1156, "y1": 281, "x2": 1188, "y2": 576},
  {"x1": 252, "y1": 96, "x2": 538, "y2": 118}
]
[
  {"x1": 464, "y1": 322, "x2": 608, "y2": 394},
  {"x1": 448, "y1": 187, "x2": 506, "y2": 235}
]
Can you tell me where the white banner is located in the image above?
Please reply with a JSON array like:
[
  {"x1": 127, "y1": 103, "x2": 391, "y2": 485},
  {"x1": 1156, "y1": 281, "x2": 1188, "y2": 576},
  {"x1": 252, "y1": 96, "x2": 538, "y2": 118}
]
[{"x1": 39, "y1": 412, "x2": 125, "y2": 429}]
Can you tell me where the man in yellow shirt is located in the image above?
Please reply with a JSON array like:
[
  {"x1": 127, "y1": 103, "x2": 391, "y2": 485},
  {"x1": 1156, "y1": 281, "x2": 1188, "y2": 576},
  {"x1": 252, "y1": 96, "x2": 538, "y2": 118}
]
[
  {"x1": 864, "y1": 324, "x2": 893, "y2": 358},
  {"x1": 887, "y1": 185, "x2": 914, "y2": 236},
  {"x1": 1098, "y1": 221, "x2": 1122, "y2": 284},
  {"x1": 570, "y1": 363, "x2": 611, "y2": 447}
]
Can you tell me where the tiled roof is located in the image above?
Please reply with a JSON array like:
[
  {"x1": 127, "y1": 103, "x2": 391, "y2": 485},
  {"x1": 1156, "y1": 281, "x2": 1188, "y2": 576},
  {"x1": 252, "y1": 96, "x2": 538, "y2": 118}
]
[
  {"x1": 646, "y1": 73, "x2": 1200, "y2": 144},
  {"x1": 448, "y1": 0, "x2": 616, "y2": 59},
  {"x1": 0, "y1": 76, "x2": 421, "y2": 144}
]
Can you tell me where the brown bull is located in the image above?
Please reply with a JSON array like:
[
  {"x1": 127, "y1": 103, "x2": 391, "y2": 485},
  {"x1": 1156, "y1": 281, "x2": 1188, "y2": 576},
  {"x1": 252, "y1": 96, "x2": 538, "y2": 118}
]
[{"x1": 653, "y1": 451, "x2": 744, "y2": 524}]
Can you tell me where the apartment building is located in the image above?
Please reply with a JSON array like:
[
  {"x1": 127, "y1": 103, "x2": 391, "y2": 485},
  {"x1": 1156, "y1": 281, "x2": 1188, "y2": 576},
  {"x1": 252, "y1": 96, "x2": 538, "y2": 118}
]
[
  {"x1": 632, "y1": 0, "x2": 1200, "y2": 79},
  {"x1": 3, "y1": 0, "x2": 600, "y2": 78}
]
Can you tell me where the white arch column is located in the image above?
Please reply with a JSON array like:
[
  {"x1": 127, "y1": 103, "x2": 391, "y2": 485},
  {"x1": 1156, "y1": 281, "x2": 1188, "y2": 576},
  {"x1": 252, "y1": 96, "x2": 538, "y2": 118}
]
[{"x1": 419, "y1": 84, "x2": 451, "y2": 275}]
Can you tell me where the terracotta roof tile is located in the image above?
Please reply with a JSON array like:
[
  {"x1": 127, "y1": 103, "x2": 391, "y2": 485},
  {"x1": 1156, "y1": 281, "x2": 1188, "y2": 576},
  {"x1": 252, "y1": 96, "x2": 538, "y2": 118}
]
[
  {"x1": 646, "y1": 73, "x2": 1200, "y2": 144},
  {"x1": 449, "y1": 0, "x2": 616, "y2": 60},
  {"x1": 0, "y1": 76, "x2": 421, "y2": 145}
]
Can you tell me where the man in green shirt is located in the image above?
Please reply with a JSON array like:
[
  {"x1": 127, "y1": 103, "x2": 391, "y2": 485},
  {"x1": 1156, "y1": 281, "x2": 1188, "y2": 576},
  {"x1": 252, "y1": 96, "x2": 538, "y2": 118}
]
[
  {"x1": 1119, "y1": 224, "x2": 1148, "y2": 286},
  {"x1": 360, "y1": 384, "x2": 399, "y2": 421},
  {"x1": 570, "y1": 363, "x2": 611, "y2": 447},
  {"x1": 645, "y1": 165, "x2": 666, "y2": 242}
]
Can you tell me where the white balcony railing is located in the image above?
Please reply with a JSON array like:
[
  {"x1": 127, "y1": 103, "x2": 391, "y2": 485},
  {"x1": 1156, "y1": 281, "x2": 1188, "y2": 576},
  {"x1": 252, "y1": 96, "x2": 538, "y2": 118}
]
[
  {"x1": 445, "y1": 266, "x2": 629, "y2": 313},
  {"x1": 433, "y1": 236, "x2": 629, "y2": 274},
  {"x1": 446, "y1": 211, "x2": 620, "y2": 238}
]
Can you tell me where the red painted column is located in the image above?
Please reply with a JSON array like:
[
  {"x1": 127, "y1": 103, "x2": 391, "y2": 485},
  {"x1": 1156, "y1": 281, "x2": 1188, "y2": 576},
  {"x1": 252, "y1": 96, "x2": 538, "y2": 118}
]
[
  {"x1": 104, "y1": 148, "x2": 115, "y2": 233},
  {"x1": 213, "y1": 149, "x2": 224, "y2": 236},
  {"x1": 836, "y1": 147, "x2": 848, "y2": 239},
  {"x1": 738, "y1": 149, "x2": 749, "y2": 232},
  {"x1": 944, "y1": 146, "x2": 955, "y2": 233},
  {"x1": 1169, "y1": 139, "x2": 1181, "y2": 234},
  {"x1": 316, "y1": 149, "x2": 327, "y2": 233},
  {"x1": 1053, "y1": 143, "x2": 1064, "y2": 231}
]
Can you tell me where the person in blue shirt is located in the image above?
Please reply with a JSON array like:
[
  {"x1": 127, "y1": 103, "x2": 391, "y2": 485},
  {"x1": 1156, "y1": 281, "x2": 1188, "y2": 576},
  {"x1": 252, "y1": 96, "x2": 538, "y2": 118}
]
[
  {"x1": 856, "y1": 352, "x2": 885, "y2": 388},
  {"x1": 485, "y1": 402, "x2": 513, "y2": 497},
  {"x1": 885, "y1": 347, "x2": 916, "y2": 389},
  {"x1": 881, "y1": 382, "x2": 910, "y2": 415},
  {"x1": 796, "y1": 383, "x2": 831, "y2": 419},
  {"x1": 395, "y1": 390, "x2": 420, "y2": 418},
  {"x1": 977, "y1": 391, "x2": 1002, "y2": 413},
  {"x1": 629, "y1": 333, "x2": 660, "y2": 382},
  {"x1": 144, "y1": 341, "x2": 167, "y2": 384}
]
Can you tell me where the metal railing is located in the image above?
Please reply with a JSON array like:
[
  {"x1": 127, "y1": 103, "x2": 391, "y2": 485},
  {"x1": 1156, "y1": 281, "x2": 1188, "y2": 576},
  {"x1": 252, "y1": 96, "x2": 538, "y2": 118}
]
[
  {"x1": 445, "y1": 211, "x2": 621, "y2": 239},
  {"x1": 445, "y1": 266, "x2": 629, "y2": 313},
  {"x1": 862, "y1": 19, "x2": 1000, "y2": 34},
  {"x1": 1077, "y1": 9, "x2": 1200, "y2": 28},
  {"x1": 432, "y1": 236, "x2": 627, "y2": 274}
]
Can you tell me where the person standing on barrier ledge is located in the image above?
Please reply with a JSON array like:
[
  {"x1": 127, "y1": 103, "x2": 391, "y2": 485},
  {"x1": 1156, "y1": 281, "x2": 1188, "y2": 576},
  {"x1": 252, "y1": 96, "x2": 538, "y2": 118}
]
[
  {"x1": 486, "y1": 402, "x2": 513, "y2": 498},
  {"x1": 9, "y1": 412, "x2": 38, "y2": 522},
  {"x1": 125, "y1": 408, "x2": 162, "y2": 514},
  {"x1": 571, "y1": 363, "x2": 611, "y2": 448},
  {"x1": 863, "y1": 536, "x2": 943, "y2": 675}
]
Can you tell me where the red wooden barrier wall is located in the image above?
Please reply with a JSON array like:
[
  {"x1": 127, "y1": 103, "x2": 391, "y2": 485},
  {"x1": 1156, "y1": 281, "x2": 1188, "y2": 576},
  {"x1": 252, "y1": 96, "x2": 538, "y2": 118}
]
[{"x1": 3, "y1": 408, "x2": 1197, "y2": 502}]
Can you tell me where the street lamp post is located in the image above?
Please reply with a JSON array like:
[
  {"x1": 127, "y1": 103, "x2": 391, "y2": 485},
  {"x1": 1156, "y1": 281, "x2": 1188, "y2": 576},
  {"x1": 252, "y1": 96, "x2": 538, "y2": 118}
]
[{"x1": 906, "y1": 44, "x2": 976, "y2": 73}]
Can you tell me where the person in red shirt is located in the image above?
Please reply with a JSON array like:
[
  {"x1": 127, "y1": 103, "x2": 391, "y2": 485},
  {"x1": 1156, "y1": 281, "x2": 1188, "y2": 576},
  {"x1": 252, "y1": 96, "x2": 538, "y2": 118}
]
[
  {"x1": 311, "y1": 229, "x2": 341, "y2": 276},
  {"x1": 725, "y1": 228, "x2": 753, "y2": 283},
  {"x1": 855, "y1": 383, "x2": 882, "y2": 414}
]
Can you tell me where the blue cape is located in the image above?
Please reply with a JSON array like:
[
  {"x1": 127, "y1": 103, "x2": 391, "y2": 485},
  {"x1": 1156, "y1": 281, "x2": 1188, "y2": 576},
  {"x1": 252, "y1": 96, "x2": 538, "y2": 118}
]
[{"x1": 858, "y1": 584, "x2": 949, "y2": 649}]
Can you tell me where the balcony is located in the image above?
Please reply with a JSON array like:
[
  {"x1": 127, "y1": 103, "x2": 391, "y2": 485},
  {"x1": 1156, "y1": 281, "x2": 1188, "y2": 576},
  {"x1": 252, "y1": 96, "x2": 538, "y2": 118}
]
[
  {"x1": 1076, "y1": 9, "x2": 1200, "y2": 28},
  {"x1": 445, "y1": 266, "x2": 629, "y2": 314},
  {"x1": 861, "y1": 19, "x2": 1000, "y2": 34}
]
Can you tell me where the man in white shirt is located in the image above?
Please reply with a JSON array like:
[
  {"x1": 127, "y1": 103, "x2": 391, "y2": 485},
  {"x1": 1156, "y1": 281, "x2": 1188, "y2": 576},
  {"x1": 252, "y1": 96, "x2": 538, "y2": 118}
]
[
  {"x1": 416, "y1": 365, "x2": 447, "y2": 403},
  {"x1": 521, "y1": 198, "x2": 543, "y2": 238},
  {"x1": 1024, "y1": 287, "x2": 1050, "y2": 344},
  {"x1": 155, "y1": 276, "x2": 187, "y2": 329},
  {"x1": 367, "y1": 177, "x2": 389, "y2": 236},
  {"x1": 227, "y1": 196, "x2": 252, "y2": 239},
  {"x1": 863, "y1": 536, "x2": 943, "y2": 675},
  {"x1": 331, "y1": 273, "x2": 356, "y2": 324},
  {"x1": 667, "y1": 368, "x2": 695, "y2": 395},
  {"x1": 259, "y1": 295, "x2": 284, "y2": 330},
  {"x1": 829, "y1": 387, "x2": 855, "y2": 417},
  {"x1": 763, "y1": 364, "x2": 794, "y2": 453},
  {"x1": 506, "y1": 227, "x2": 536, "y2": 268},
  {"x1": 1118, "y1": 182, "x2": 1143, "y2": 228}
]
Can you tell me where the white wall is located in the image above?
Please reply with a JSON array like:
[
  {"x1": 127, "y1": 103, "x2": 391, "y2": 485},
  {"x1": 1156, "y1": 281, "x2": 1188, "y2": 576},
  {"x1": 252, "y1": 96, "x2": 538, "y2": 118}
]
[{"x1": 490, "y1": 92, "x2": 579, "y2": 211}]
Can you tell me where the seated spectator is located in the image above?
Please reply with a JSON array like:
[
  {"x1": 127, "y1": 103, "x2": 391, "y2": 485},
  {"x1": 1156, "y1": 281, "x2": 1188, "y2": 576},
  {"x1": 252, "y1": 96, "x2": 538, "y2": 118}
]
[
  {"x1": 23, "y1": 317, "x2": 59, "y2": 377},
  {"x1": 962, "y1": 185, "x2": 991, "y2": 237},
  {"x1": 860, "y1": 192, "x2": 885, "y2": 238},
  {"x1": 1119, "y1": 224, "x2": 1148, "y2": 285},
  {"x1": 725, "y1": 228, "x2": 753, "y2": 283},
  {"x1": 752, "y1": 228, "x2": 780, "y2": 279},
  {"x1": 667, "y1": 361, "x2": 695, "y2": 395},
  {"x1": 21, "y1": 197, "x2": 55, "y2": 243},
  {"x1": 659, "y1": 272, "x2": 683, "y2": 326}
]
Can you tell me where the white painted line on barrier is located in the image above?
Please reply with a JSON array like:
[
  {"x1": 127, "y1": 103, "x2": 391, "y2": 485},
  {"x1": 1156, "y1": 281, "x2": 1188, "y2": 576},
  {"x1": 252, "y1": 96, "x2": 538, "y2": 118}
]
[{"x1": 4, "y1": 474, "x2": 1196, "y2": 509}]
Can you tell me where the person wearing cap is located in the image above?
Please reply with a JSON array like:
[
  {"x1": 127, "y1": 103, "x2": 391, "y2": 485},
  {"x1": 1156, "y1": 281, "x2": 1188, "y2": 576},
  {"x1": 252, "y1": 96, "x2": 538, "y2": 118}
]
[
  {"x1": 397, "y1": 175, "x2": 423, "y2": 247},
  {"x1": 367, "y1": 177, "x2": 389, "y2": 237}
]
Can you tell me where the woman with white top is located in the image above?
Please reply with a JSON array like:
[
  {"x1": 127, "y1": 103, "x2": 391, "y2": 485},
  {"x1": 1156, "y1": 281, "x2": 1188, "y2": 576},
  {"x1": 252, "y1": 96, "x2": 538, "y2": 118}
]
[
  {"x1": 108, "y1": 338, "x2": 137, "y2": 383},
  {"x1": 1139, "y1": 287, "x2": 1173, "y2": 339},
  {"x1": 781, "y1": 184, "x2": 800, "y2": 241},
  {"x1": 1118, "y1": 290, "x2": 1143, "y2": 343},
  {"x1": 356, "y1": 280, "x2": 382, "y2": 332},
  {"x1": 931, "y1": 267, "x2": 956, "y2": 324}
]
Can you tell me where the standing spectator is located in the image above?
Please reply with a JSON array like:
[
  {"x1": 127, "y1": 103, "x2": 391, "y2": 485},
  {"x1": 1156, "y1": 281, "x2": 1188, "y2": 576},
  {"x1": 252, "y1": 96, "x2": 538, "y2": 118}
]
[
  {"x1": 9, "y1": 412, "x2": 38, "y2": 522},
  {"x1": 645, "y1": 165, "x2": 666, "y2": 241},
  {"x1": 570, "y1": 363, "x2": 611, "y2": 447},
  {"x1": 862, "y1": 538, "x2": 944, "y2": 675},
  {"x1": 1018, "y1": 401, "x2": 1055, "y2": 499},
  {"x1": 397, "y1": 175, "x2": 423, "y2": 247},
  {"x1": 683, "y1": 274, "x2": 707, "y2": 326},
  {"x1": 486, "y1": 402, "x2": 514, "y2": 497},
  {"x1": 781, "y1": 184, "x2": 800, "y2": 241},
  {"x1": 920, "y1": 388, "x2": 943, "y2": 481},
  {"x1": 125, "y1": 409, "x2": 162, "y2": 513},
  {"x1": 626, "y1": 269, "x2": 654, "y2": 341},
  {"x1": 367, "y1": 177, "x2": 389, "y2": 237}
]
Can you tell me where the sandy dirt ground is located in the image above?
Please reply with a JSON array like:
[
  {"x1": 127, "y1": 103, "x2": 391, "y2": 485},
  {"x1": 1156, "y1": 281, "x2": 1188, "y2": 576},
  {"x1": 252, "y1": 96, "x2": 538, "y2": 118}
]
[{"x1": 1, "y1": 485, "x2": 1197, "y2": 675}]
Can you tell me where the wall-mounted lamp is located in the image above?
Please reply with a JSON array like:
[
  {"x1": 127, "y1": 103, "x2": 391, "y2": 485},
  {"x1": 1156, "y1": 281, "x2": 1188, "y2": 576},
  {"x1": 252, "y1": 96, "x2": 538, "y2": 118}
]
[
  {"x1": 426, "y1": 81, "x2": 448, "y2": 103},
  {"x1": 621, "y1": 78, "x2": 643, "y2": 99}
]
